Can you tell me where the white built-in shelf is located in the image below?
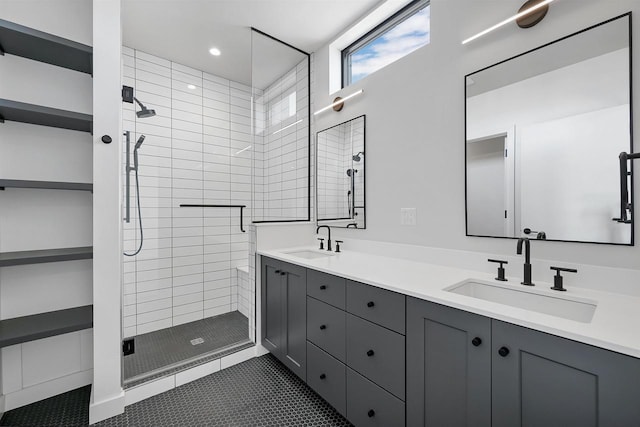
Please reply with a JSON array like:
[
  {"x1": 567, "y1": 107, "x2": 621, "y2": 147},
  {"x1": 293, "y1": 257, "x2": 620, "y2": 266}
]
[{"x1": 0, "y1": 18, "x2": 93, "y2": 74}]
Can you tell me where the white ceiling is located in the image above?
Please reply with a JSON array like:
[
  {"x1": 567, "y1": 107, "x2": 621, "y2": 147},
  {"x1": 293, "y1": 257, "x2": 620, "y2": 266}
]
[{"x1": 122, "y1": 0, "x2": 383, "y2": 86}]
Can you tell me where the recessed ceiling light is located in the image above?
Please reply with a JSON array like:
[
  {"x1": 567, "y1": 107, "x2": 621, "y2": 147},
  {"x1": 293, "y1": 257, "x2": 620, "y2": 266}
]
[
  {"x1": 209, "y1": 47, "x2": 221, "y2": 56},
  {"x1": 187, "y1": 84, "x2": 196, "y2": 90}
]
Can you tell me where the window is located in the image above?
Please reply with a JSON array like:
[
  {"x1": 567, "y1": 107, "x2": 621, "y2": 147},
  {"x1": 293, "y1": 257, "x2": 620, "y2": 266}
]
[{"x1": 342, "y1": 0, "x2": 430, "y2": 87}]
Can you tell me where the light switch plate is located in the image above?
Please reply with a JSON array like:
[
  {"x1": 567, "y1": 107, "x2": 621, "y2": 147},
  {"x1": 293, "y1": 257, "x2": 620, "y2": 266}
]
[{"x1": 400, "y1": 208, "x2": 417, "y2": 226}]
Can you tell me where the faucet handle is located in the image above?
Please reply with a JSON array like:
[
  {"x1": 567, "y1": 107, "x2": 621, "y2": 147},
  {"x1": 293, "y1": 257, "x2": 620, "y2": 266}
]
[
  {"x1": 550, "y1": 266, "x2": 577, "y2": 291},
  {"x1": 335, "y1": 240, "x2": 343, "y2": 253},
  {"x1": 317, "y1": 238, "x2": 325, "y2": 250},
  {"x1": 488, "y1": 259, "x2": 508, "y2": 281}
]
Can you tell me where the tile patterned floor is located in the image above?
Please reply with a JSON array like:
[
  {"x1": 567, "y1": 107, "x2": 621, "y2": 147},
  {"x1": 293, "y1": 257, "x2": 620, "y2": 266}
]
[
  {"x1": 124, "y1": 310, "x2": 250, "y2": 382},
  {"x1": 0, "y1": 354, "x2": 352, "y2": 427}
]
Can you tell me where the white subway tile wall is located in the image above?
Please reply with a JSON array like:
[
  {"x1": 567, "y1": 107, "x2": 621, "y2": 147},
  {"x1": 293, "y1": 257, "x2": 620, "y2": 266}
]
[
  {"x1": 317, "y1": 116, "x2": 365, "y2": 227},
  {"x1": 122, "y1": 47, "x2": 253, "y2": 338},
  {"x1": 252, "y1": 58, "x2": 311, "y2": 222},
  {"x1": 317, "y1": 125, "x2": 350, "y2": 220}
]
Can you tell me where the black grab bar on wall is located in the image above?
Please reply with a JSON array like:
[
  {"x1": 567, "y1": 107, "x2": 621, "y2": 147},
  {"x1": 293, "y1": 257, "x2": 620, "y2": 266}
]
[
  {"x1": 613, "y1": 152, "x2": 640, "y2": 224},
  {"x1": 179, "y1": 204, "x2": 247, "y2": 232}
]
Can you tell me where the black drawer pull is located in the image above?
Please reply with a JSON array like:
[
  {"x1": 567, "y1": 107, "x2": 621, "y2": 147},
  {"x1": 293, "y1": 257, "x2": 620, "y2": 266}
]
[
  {"x1": 366, "y1": 349, "x2": 375, "y2": 357},
  {"x1": 498, "y1": 346, "x2": 510, "y2": 357},
  {"x1": 367, "y1": 301, "x2": 375, "y2": 308},
  {"x1": 274, "y1": 270, "x2": 281, "y2": 274},
  {"x1": 320, "y1": 285, "x2": 327, "y2": 290},
  {"x1": 320, "y1": 373, "x2": 326, "y2": 380},
  {"x1": 368, "y1": 409, "x2": 376, "y2": 418},
  {"x1": 472, "y1": 337, "x2": 482, "y2": 347},
  {"x1": 280, "y1": 271, "x2": 286, "y2": 276},
  {"x1": 320, "y1": 324, "x2": 327, "y2": 330}
]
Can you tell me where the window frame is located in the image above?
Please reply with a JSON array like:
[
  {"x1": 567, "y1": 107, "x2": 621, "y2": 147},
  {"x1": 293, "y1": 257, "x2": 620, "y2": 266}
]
[{"x1": 341, "y1": 0, "x2": 430, "y2": 88}]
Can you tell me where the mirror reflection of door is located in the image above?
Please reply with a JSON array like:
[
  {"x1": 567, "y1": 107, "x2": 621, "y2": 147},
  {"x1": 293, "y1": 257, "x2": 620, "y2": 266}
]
[
  {"x1": 464, "y1": 14, "x2": 632, "y2": 244},
  {"x1": 467, "y1": 134, "x2": 510, "y2": 237}
]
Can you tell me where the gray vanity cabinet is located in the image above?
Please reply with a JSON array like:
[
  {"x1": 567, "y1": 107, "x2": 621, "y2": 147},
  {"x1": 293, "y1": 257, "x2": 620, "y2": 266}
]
[
  {"x1": 261, "y1": 256, "x2": 307, "y2": 381},
  {"x1": 492, "y1": 320, "x2": 640, "y2": 427},
  {"x1": 407, "y1": 297, "x2": 640, "y2": 427},
  {"x1": 406, "y1": 297, "x2": 491, "y2": 427}
]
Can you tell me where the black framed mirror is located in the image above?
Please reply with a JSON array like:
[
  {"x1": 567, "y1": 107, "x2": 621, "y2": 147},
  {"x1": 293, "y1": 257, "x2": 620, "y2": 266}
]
[
  {"x1": 316, "y1": 115, "x2": 366, "y2": 229},
  {"x1": 465, "y1": 13, "x2": 633, "y2": 245}
]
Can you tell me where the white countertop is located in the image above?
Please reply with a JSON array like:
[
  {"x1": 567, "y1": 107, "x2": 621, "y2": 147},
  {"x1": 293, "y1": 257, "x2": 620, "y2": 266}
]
[{"x1": 258, "y1": 246, "x2": 640, "y2": 359}]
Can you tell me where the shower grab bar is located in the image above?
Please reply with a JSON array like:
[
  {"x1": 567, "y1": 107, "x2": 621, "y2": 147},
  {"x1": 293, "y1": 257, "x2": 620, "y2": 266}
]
[
  {"x1": 613, "y1": 151, "x2": 640, "y2": 224},
  {"x1": 179, "y1": 204, "x2": 247, "y2": 232}
]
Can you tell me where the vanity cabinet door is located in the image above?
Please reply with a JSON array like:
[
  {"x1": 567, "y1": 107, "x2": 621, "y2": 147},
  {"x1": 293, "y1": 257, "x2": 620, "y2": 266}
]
[
  {"x1": 261, "y1": 257, "x2": 283, "y2": 356},
  {"x1": 261, "y1": 257, "x2": 307, "y2": 381},
  {"x1": 406, "y1": 297, "x2": 491, "y2": 427},
  {"x1": 492, "y1": 320, "x2": 640, "y2": 427}
]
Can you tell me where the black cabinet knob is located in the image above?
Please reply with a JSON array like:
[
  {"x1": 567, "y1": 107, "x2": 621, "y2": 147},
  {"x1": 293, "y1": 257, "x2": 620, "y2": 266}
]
[
  {"x1": 280, "y1": 272, "x2": 286, "y2": 276},
  {"x1": 320, "y1": 285, "x2": 327, "y2": 290},
  {"x1": 367, "y1": 409, "x2": 376, "y2": 418},
  {"x1": 498, "y1": 346, "x2": 510, "y2": 357},
  {"x1": 320, "y1": 325, "x2": 327, "y2": 330},
  {"x1": 367, "y1": 301, "x2": 375, "y2": 308},
  {"x1": 320, "y1": 374, "x2": 326, "y2": 380},
  {"x1": 274, "y1": 270, "x2": 281, "y2": 274},
  {"x1": 366, "y1": 349, "x2": 375, "y2": 357},
  {"x1": 472, "y1": 337, "x2": 482, "y2": 347}
]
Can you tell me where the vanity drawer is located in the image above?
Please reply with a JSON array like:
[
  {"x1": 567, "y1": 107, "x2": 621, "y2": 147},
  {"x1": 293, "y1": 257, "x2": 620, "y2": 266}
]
[
  {"x1": 346, "y1": 313, "x2": 405, "y2": 400},
  {"x1": 307, "y1": 296, "x2": 346, "y2": 362},
  {"x1": 346, "y1": 280, "x2": 406, "y2": 334},
  {"x1": 347, "y1": 367, "x2": 405, "y2": 427},
  {"x1": 307, "y1": 341, "x2": 347, "y2": 417},
  {"x1": 307, "y1": 269, "x2": 346, "y2": 309}
]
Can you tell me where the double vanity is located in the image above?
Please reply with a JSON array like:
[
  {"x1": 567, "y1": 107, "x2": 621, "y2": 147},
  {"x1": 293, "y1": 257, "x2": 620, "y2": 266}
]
[{"x1": 259, "y1": 247, "x2": 640, "y2": 427}]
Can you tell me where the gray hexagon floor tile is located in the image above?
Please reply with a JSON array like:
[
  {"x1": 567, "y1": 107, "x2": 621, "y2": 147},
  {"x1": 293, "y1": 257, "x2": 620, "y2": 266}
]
[{"x1": 1, "y1": 354, "x2": 352, "y2": 427}]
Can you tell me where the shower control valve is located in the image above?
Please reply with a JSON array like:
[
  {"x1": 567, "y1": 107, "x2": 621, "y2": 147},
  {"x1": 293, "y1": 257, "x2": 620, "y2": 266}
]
[{"x1": 317, "y1": 238, "x2": 325, "y2": 250}]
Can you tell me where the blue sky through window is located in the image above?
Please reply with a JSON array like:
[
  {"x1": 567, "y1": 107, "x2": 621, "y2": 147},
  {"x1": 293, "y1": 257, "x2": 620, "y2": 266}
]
[{"x1": 349, "y1": 5, "x2": 430, "y2": 84}]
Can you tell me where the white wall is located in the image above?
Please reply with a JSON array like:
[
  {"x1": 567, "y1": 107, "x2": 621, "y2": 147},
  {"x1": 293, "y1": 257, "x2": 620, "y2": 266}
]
[
  {"x1": 313, "y1": 0, "x2": 640, "y2": 271},
  {"x1": 0, "y1": 0, "x2": 94, "y2": 412}
]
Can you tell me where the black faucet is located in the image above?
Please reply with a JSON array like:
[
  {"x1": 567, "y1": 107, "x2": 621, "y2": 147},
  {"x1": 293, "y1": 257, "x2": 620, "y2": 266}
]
[
  {"x1": 516, "y1": 238, "x2": 534, "y2": 286},
  {"x1": 316, "y1": 225, "x2": 332, "y2": 251}
]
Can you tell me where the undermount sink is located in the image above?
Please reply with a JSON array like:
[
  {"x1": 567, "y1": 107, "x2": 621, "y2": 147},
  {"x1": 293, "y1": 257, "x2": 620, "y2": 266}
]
[
  {"x1": 445, "y1": 280, "x2": 597, "y2": 323},
  {"x1": 284, "y1": 250, "x2": 335, "y2": 260}
]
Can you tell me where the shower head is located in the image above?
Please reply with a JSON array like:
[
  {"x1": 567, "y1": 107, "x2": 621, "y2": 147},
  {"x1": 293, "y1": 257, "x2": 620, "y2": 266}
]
[
  {"x1": 134, "y1": 135, "x2": 145, "y2": 150},
  {"x1": 133, "y1": 97, "x2": 156, "y2": 118},
  {"x1": 352, "y1": 151, "x2": 364, "y2": 162}
]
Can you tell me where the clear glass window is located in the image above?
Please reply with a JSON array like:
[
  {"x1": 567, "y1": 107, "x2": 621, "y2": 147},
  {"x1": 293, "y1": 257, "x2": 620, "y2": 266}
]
[{"x1": 343, "y1": 0, "x2": 430, "y2": 86}]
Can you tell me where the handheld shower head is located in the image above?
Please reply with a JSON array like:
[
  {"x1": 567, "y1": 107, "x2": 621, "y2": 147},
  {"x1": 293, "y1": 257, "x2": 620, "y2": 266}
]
[
  {"x1": 134, "y1": 135, "x2": 145, "y2": 150},
  {"x1": 133, "y1": 97, "x2": 156, "y2": 118}
]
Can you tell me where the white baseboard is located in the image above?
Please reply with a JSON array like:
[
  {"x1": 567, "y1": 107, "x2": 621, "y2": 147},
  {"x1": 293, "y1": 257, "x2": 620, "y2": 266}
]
[
  {"x1": 4, "y1": 369, "x2": 92, "y2": 411},
  {"x1": 256, "y1": 345, "x2": 270, "y2": 357},
  {"x1": 89, "y1": 387, "x2": 125, "y2": 425}
]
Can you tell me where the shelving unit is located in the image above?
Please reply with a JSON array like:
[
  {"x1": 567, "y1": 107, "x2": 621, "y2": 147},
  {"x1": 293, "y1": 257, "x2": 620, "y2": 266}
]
[
  {"x1": 0, "y1": 99, "x2": 93, "y2": 133},
  {"x1": 0, "y1": 179, "x2": 92, "y2": 192},
  {"x1": 0, "y1": 305, "x2": 93, "y2": 348},
  {"x1": 0, "y1": 19, "x2": 94, "y2": 350},
  {"x1": 0, "y1": 18, "x2": 93, "y2": 74},
  {"x1": 0, "y1": 247, "x2": 93, "y2": 267}
]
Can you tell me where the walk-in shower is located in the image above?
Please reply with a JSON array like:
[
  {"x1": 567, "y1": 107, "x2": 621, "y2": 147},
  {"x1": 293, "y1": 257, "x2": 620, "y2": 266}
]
[{"x1": 120, "y1": 28, "x2": 310, "y2": 386}]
